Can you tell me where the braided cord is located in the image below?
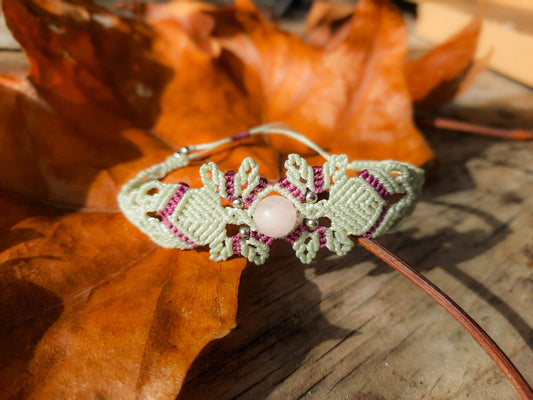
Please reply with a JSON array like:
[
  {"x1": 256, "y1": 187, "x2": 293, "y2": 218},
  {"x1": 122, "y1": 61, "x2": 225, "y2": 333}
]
[{"x1": 117, "y1": 125, "x2": 424, "y2": 265}]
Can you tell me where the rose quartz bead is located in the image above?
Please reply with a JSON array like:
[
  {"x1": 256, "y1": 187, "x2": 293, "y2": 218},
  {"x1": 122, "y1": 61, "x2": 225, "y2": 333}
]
[{"x1": 253, "y1": 195, "x2": 297, "y2": 238}]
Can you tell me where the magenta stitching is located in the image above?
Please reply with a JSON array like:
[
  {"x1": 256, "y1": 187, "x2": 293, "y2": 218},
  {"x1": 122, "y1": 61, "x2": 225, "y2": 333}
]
[
  {"x1": 313, "y1": 166, "x2": 324, "y2": 194},
  {"x1": 243, "y1": 177, "x2": 268, "y2": 206},
  {"x1": 158, "y1": 182, "x2": 197, "y2": 246},
  {"x1": 230, "y1": 130, "x2": 250, "y2": 141},
  {"x1": 363, "y1": 205, "x2": 389, "y2": 239},
  {"x1": 359, "y1": 170, "x2": 389, "y2": 199},
  {"x1": 250, "y1": 230, "x2": 275, "y2": 246},
  {"x1": 231, "y1": 234, "x2": 241, "y2": 255},
  {"x1": 225, "y1": 171, "x2": 236, "y2": 201},
  {"x1": 316, "y1": 226, "x2": 327, "y2": 248},
  {"x1": 159, "y1": 214, "x2": 198, "y2": 247},
  {"x1": 160, "y1": 182, "x2": 189, "y2": 217},
  {"x1": 279, "y1": 177, "x2": 306, "y2": 202},
  {"x1": 285, "y1": 224, "x2": 307, "y2": 245}
]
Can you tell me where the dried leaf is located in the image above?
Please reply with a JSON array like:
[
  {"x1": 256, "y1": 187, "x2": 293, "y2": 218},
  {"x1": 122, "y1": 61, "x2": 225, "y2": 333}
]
[
  {"x1": 1, "y1": 0, "x2": 254, "y2": 397},
  {"x1": 305, "y1": 1, "x2": 487, "y2": 109},
  {"x1": 0, "y1": 189, "x2": 245, "y2": 399},
  {"x1": 303, "y1": 0, "x2": 356, "y2": 48},
  {"x1": 404, "y1": 16, "x2": 487, "y2": 107},
  {"x1": 178, "y1": 0, "x2": 434, "y2": 165},
  {"x1": 0, "y1": 0, "x2": 483, "y2": 398}
]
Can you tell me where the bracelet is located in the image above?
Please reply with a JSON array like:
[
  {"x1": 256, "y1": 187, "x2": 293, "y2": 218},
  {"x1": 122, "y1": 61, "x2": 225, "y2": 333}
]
[{"x1": 117, "y1": 124, "x2": 425, "y2": 265}]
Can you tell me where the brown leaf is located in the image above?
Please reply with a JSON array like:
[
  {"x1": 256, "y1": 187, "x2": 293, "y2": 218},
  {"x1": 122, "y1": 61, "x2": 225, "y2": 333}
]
[
  {"x1": 404, "y1": 16, "x2": 488, "y2": 107},
  {"x1": 1, "y1": 0, "x2": 253, "y2": 397},
  {"x1": 304, "y1": 2, "x2": 487, "y2": 109},
  {"x1": 0, "y1": 0, "x2": 468, "y2": 398},
  {"x1": 0, "y1": 189, "x2": 244, "y2": 399},
  {"x1": 158, "y1": 0, "x2": 434, "y2": 165},
  {"x1": 302, "y1": 0, "x2": 356, "y2": 49}
]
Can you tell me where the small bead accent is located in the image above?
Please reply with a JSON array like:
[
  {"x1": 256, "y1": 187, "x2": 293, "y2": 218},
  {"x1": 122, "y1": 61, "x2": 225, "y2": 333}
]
[
  {"x1": 232, "y1": 198, "x2": 244, "y2": 208},
  {"x1": 179, "y1": 146, "x2": 190, "y2": 155},
  {"x1": 305, "y1": 191, "x2": 318, "y2": 203},
  {"x1": 305, "y1": 219, "x2": 319, "y2": 231},
  {"x1": 239, "y1": 225, "x2": 250, "y2": 239}
]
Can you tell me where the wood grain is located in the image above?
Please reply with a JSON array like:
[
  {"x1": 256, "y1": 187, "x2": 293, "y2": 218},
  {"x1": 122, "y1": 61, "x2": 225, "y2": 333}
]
[
  {"x1": 357, "y1": 237, "x2": 533, "y2": 399},
  {"x1": 177, "y1": 84, "x2": 533, "y2": 399}
]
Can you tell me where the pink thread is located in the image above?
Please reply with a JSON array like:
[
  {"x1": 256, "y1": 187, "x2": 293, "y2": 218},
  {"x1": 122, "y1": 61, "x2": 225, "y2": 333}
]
[
  {"x1": 279, "y1": 177, "x2": 306, "y2": 202},
  {"x1": 159, "y1": 214, "x2": 198, "y2": 247},
  {"x1": 230, "y1": 130, "x2": 250, "y2": 142},
  {"x1": 231, "y1": 234, "x2": 241, "y2": 254},
  {"x1": 316, "y1": 226, "x2": 327, "y2": 248},
  {"x1": 161, "y1": 182, "x2": 189, "y2": 217},
  {"x1": 359, "y1": 170, "x2": 389, "y2": 199},
  {"x1": 363, "y1": 205, "x2": 389, "y2": 239},
  {"x1": 313, "y1": 166, "x2": 324, "y2": 193},
  {"x1": 225, "y1": 171, "x2": 236, "y2": 201},
  {"x1": 243, "y1": 177, "x2": 268, "y2": 206},
  {"x1": 285, "y1": 224, "x2": 307, "y2": 245},
  {"x1": 250, "y1": 230, "x2": 274, "y2": 246}
]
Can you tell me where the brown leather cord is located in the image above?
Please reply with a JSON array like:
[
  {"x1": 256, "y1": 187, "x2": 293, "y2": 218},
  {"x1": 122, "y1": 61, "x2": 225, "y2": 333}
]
[
  {"x1": 415, "y1": 115, "x2": 533, "y2": 140},
  {"x1": 358, "y1": 237, "x2": 533, "y2": 400}
]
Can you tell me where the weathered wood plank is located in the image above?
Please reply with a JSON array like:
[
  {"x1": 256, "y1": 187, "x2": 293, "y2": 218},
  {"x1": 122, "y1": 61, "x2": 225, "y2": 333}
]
[{"x1": 177, "y1": 84, "x2": 533, "y2": 399}]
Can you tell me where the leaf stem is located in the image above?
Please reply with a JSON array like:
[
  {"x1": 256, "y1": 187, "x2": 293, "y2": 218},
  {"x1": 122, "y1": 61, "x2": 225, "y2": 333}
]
[
  {"x1": 357, "y1": 237, "x2": 533, "y2": 400},
  {"x1": 415, "y1": 116, "x2": 533, "y2": 140}
]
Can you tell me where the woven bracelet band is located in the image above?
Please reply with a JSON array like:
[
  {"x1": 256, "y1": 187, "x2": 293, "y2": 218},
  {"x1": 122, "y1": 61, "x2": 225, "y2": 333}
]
[{"x1": 117, "y1": 123, "x2": 425, "y2": 265}]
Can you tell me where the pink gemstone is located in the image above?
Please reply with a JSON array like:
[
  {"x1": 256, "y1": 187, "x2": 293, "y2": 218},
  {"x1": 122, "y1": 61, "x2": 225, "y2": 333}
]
[{"x1": 253, "y1": 195, "x2": 297, "y2": 238}]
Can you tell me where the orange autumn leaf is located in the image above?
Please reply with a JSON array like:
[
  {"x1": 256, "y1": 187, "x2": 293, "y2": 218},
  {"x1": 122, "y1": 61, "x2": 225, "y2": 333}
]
[
  {"x1": 0, "y1": 190, "x2": 245, "y2": 399},
  {"x1": 404, "y1": 16, "x2": 489, "y2": 107},
  {"x1": 146, "y1": 0, "x2": 433, "y2": 166},
  {"x1": 0, "y1": 3, "x2": 250, "y2": 398},
  {"x1": 1, "y1": 1, "x2": 253, "y2": 398},
  {"x1": 0, "y1": 0, "x2": 480, "y2": 398},
  {"x1": 302, "y1": 0, "x2": 356, "y2": 48},
  {"x1": 303, "y1": 1, "x2": 487, "y2": 108}
]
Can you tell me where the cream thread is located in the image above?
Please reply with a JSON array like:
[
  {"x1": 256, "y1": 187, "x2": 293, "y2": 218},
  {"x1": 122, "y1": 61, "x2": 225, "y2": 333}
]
[{"x1": 117, "y1": 124, "x2": 424, "y2": 265}]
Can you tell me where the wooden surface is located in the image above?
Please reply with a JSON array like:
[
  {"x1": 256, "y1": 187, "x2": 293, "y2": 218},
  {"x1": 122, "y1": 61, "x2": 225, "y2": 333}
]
[
  {"x1": 174, "y1": 27, "x2": 533, "y2": 397},
  {"x1": 1, "y1": 6, "x2": 533, "y2": 400},
  {"x1": 174, "y1": 124, "x2": 533, "y2": 399},
  {"x1": 175, "y1": 88, "x2": 533, "y2": 399},
  {"x1": 180, "y1": 17, "x2": 533, "y2": 400}
]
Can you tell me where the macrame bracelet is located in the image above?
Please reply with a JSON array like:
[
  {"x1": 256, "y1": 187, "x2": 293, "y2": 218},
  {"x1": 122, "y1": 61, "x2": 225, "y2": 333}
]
[{"x1": 117, "y1": 124, "x2": 425, "y2": 265}]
